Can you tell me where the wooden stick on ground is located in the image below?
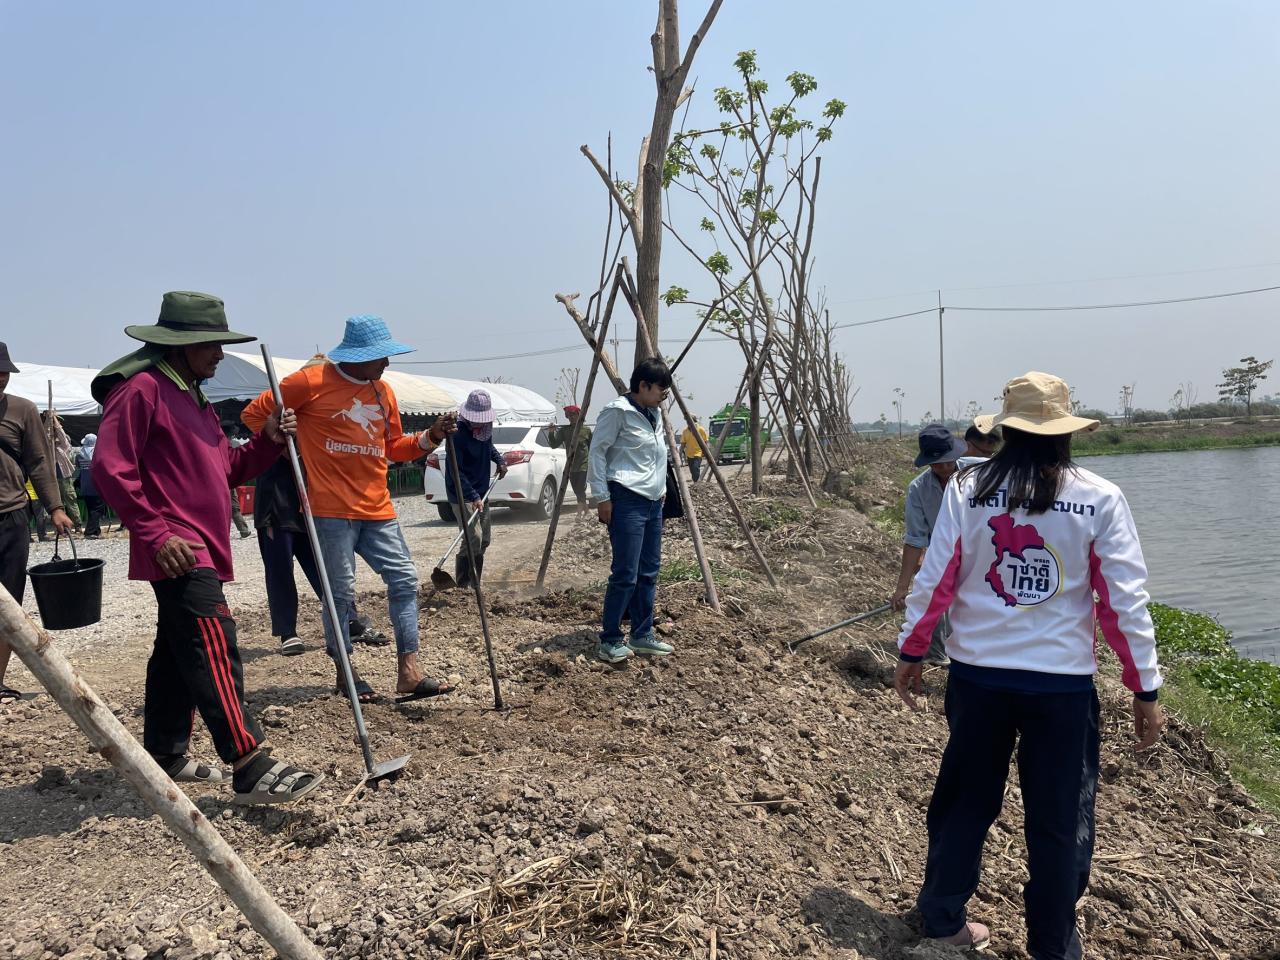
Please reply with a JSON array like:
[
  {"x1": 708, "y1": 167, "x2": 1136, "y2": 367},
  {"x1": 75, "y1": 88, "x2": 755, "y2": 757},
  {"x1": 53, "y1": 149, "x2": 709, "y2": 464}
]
[
  {"x1": 0, "y1": 591, "x2": 322, "y2": 960},
  {"x1": 537, "y1": 266, "x2": 622, "y2": 588},
  {"x1": 556, "y1": 273, "x2": 721, "y2": 612},
  {"x1": 619, "y1": 260, "x2": 778, "y2": 587}
]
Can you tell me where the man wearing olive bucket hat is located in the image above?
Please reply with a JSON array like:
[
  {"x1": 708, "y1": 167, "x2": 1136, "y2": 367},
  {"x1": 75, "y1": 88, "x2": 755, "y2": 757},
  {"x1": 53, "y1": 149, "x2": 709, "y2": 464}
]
[
  {"x1": 242, "y1": 315, "x2": 458, "y2": 704},
  {"x1": 893, "y1": 372, "x2": 1165, "y2": 959},
  {"x1": 91, "y1": 292, "x2": 324, "y2": 805},
  {"x1": 1, "y1": 341, "x2": 76, "y2": 704}
]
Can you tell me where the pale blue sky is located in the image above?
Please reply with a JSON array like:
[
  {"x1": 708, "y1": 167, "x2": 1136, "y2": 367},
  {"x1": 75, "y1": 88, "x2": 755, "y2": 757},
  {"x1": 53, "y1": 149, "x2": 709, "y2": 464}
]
[{"x1": 2, "y1": 1, "x2": 1277, "y2": 421}]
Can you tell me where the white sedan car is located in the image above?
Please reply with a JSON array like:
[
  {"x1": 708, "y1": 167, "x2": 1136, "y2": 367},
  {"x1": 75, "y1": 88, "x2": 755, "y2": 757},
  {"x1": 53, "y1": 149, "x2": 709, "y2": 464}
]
[{"x1": 423, "y1": 421, "x2": 567, "y2": 522}]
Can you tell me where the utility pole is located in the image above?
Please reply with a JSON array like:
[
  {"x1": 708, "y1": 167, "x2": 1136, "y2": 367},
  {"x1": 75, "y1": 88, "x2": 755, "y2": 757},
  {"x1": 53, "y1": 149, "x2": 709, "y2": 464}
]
[{"x1": 937, "y1": 290, "x2": 945, "y2": 423}]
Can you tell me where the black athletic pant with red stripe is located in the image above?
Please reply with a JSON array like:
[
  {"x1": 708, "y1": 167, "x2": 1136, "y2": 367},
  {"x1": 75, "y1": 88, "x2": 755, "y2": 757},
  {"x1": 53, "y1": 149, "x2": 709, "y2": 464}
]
[{"x1": 144, "y1": 569, "x2": 264, "y2": 765}]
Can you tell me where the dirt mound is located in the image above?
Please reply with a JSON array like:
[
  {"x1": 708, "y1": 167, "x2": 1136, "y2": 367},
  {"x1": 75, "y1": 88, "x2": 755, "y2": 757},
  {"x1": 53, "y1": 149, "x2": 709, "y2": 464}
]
[{"x1": 2, "y1": 458, "x2": 1278, "y2": 959}]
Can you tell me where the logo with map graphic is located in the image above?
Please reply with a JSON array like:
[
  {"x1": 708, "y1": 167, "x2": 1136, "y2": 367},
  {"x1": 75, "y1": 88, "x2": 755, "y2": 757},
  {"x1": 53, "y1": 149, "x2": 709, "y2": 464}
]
[{"x1": 984, "y1": 514, "x2": 1061, "y2": 606}]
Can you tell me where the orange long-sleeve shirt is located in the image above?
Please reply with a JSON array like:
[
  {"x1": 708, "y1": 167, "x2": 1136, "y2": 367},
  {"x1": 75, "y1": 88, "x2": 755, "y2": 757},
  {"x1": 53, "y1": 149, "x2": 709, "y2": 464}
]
[{"x1": 242, "y1": 362, "x2": 436, "y2": 521}]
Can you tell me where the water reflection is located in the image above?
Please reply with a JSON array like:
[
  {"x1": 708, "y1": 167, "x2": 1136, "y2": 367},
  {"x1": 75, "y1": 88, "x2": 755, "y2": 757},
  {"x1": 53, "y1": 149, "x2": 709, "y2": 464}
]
[{"x1": 1085, "y1": 446, "x2": 1279, "y2": 663}]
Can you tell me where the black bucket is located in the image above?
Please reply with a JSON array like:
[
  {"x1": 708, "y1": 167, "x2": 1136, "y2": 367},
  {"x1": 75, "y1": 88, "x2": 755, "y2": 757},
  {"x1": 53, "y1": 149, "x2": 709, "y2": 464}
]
[{"x1": 27, "y1": 533, "x2": 105, "y2": 630}]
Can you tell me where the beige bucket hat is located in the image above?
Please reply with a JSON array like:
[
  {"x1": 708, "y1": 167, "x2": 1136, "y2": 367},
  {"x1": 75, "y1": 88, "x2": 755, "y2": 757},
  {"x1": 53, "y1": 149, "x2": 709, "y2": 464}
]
[{"x1": 974, "y1": 371, "x2": 1099, "y2": 436}]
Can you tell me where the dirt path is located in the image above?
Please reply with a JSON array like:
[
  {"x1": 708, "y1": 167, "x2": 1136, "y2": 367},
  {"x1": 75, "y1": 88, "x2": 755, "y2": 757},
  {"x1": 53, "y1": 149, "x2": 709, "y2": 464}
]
[{"x1": 2, "y1": 467, "x2": 1278, "y2": 960}]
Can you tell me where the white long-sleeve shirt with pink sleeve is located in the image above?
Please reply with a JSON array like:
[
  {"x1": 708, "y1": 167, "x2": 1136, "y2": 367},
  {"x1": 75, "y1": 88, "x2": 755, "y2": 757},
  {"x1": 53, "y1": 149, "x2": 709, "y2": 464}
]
[{"x1": 897, "y1": 465, "x2": 1163, "y2": 698}]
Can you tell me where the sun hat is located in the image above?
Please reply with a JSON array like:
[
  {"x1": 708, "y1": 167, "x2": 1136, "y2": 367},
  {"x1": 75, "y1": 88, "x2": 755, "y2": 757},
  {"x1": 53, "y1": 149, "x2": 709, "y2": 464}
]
[
  {"x1": 914, "y1": 423, "x2": 969, "y2": 467},
  {"x1": 328, "y1": 315, "x2": 414, "y2": 363},
  {"x1": 974, "y1": 371, "x2": 1099, "y2": 436},
  {"x1": 125, "y1": 291, "x2": 255, "y2": 346},
  {"x1": 0, "y1": 341, "x2": 18, "y2": 374},
  {"x1": 461, "y1": 389, "x2": 496, "y2": 424}
]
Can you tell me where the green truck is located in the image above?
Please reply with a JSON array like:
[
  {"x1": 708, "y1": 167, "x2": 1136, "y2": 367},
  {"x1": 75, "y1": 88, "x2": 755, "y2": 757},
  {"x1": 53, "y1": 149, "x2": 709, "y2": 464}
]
[{"x1": 708, "y1": 404, "x2": 769, "y2": 463}]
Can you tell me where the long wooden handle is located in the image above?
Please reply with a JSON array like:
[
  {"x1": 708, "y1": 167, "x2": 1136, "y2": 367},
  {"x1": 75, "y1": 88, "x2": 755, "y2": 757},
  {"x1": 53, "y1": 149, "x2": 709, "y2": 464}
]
[{"x1": 0, "y1": 590, "x2": 322, "y2": 959}]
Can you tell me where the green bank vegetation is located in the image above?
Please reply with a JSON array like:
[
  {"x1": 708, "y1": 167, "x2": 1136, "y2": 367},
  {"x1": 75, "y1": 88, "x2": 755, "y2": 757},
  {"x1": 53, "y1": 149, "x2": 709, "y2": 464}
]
[
  {"x1": 1074, "y1": 429, "x2": 1280, "y2": 458},
  {"x1": 1149, "y1": 603, "x2": 1280, "y2": 811}
]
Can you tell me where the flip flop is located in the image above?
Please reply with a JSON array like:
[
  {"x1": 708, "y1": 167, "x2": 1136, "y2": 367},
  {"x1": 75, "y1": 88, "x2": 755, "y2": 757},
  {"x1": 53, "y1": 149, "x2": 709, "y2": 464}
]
[
  {"x1": 163, "y1": 756, "x2": 229, "y2": 784},
  {"x1": 0, "y1": 686, "x2": 24, "y2": 705},
  {"x1": 335, "y1": 669, "x2": 379, "y2": 704},
  {"x1": 352, "y1": 627, "x2": 391, "y2": 647},
  {"x1": 395, "y1": 678, "x2": 456, "y2": 704},
  {"x1": 233, "y1": 762, "x2": 325, "y2": 806}
]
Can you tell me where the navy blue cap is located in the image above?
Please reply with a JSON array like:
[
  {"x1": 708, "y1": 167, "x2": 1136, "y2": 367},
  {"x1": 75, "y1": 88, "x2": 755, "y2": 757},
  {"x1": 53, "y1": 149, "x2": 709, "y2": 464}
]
[{"x1": 914, "y1": 423, "x2": 968, "y2": 467}]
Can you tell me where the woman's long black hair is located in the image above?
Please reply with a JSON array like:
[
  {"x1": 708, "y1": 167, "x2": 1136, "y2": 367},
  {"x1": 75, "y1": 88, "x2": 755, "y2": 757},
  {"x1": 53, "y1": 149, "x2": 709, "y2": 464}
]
[{"x1": 963, "y1": 427, "x2": 1076, "y2": 515}]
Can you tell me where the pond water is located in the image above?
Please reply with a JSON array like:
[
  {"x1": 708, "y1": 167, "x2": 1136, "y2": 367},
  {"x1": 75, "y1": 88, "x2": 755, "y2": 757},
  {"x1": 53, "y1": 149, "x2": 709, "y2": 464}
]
[{"x1": 1085, "y1": 445, "x2": 1280, "y2": 663}]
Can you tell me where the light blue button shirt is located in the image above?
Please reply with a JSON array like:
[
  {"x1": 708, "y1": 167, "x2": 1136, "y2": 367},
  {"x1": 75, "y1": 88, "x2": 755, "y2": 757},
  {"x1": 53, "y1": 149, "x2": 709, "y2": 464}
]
[{"x1": 587, "y1": 395, "x2": 668, "y2": 502}]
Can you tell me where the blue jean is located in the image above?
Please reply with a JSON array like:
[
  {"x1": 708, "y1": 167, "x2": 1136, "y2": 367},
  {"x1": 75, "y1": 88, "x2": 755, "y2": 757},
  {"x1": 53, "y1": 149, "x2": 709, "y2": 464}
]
[
  {"x1": 313, "y1": 517, "x2": 419, "y2": 657},
  {"x1": 918, "y1": 674, "x2": 1098, "y2": 960},
  {"x1": 601, "y1": 482, "x2": 663, "y2": 645}
]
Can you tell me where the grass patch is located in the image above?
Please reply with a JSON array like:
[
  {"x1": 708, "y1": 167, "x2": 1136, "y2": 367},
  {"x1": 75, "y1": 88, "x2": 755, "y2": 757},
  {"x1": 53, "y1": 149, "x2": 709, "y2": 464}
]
[
  {"x1": 1152, "y1": 603, "x2": 1280, "y2": 811},
  {"x1": 658, "y1": 558, "x2": 749, "y2": 586},
  {"x1": 872, "y1": 464, "x2": 918, "y2": 539},
  {"x1": 751, "y1": 502, "x2": 807, "y2": 530},
  {"x1": 1075, "y1": 431, "x2": 1280, "y2": 457}
]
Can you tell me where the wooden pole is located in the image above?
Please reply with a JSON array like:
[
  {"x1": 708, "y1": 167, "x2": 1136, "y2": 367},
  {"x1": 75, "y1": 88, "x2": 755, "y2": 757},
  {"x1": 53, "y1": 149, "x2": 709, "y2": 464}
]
[
  {"x1": 702, "y1": 369, "x2": 748, "y2": 482},
  {"x1": 537, "y1": 268, "x2": 621, "y2": 588},
  {"x1": 619, "y1": 261, "x2": 777, "y2": 589},
  {"x1": 0, "y1": 592, "x2": 323, "y2": 960},
  {"x1": 46, "y1": 381, "x2": 56, "y2": 455},
  {"x1": 616, "y1": 261, "x2": 721, "y2": 612},
  {"x1": 445, "y1": 436, "x2": 504, "y2": 710}
]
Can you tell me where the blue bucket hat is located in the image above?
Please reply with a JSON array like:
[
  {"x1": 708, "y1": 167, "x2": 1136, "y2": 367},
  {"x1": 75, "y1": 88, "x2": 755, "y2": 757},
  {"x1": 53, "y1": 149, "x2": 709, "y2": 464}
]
[
  {"x1": 328, "y1": 315, "x2": 414, "y2": 363},
  {"x1": 914, "y1": 423, "x2": 968, "y2": 467}
]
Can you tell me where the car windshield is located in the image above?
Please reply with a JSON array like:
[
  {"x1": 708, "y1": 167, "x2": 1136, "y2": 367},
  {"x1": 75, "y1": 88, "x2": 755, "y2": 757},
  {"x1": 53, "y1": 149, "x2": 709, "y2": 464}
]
[{"x1": 712, "y1": 420, "x2": 746, "y2": 437}]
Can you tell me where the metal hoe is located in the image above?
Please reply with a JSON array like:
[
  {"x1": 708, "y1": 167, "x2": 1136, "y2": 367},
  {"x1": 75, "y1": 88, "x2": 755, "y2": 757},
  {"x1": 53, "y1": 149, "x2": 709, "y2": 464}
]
[
  {"x1": 445, "y1": 434, "x2": 504, "y2": 709},
  {"x1": 788, "y1": 602, "x2": 894, "y2": 653},
  {"x1": 259, "y1": 344, "x2": 409, "y2": 785},
  {"x1": 429, "y1": 475, "x2": 500, "y2": 591}
]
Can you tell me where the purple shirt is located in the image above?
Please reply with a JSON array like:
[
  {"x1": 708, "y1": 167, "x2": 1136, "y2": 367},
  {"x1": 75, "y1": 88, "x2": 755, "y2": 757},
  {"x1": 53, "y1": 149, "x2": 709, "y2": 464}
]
[{"x1": 93, "y1": 368, "x2": 281, "y2": 582}]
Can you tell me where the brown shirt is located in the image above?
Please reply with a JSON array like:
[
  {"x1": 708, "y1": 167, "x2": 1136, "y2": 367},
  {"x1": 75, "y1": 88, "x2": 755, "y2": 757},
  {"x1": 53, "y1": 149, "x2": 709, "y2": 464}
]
[{"x1": 0, "y1": 393, "x2": 62, "y2": 515}]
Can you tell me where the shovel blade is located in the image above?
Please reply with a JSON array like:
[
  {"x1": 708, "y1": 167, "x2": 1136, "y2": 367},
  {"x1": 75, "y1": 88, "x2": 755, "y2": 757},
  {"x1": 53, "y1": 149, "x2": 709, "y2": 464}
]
[
  {"x1": 430, "y1": 568, "x2": 457, "y2": 591},
  {"x1": 367, "y1": 754, "x2": 411, "y2": 784}
]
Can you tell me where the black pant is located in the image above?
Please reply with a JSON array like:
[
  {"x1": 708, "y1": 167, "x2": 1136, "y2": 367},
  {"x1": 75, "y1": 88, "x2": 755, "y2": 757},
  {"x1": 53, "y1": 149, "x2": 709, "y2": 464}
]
[
  {"x1": 258, "y1": 526, "x2": 322, "y2": 639},
  {"x1": 688, "y1": 457, "x2": 702, "y2": 482},
  {"x1": 82, "y1": 495, "x2": 104, "y2": 537},
  {"x1": 145, "y1": 570, "x2": 264, "y2": 765},
  {"x1": 0, "y1": 507, "x2": 30, "y2": 603},
  {"x1": 918, "y1": 674, "x2": 1099, "y2": 960},
  {"x1": 569, "y1": 471, "x2": 588, "y2": 506}
]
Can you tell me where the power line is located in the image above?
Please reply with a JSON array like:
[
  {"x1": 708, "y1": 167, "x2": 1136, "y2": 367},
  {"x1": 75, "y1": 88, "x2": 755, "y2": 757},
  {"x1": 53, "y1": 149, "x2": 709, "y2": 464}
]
[
  {"x1": 947, "y1": 283, "x2": 1280, "y2": 313},
  {"x1": 831, "y1": 308, "x2": 936, "y2": 330},
  {"x1": 824, "y1": 258, "x2": 1280, "y2": 305},
  {"x1": 392, "y1": 336, "x2": 735, "y2": 367},
  {"x1": 392, "y1": 281, "x2": 1279, "y2": 365}
]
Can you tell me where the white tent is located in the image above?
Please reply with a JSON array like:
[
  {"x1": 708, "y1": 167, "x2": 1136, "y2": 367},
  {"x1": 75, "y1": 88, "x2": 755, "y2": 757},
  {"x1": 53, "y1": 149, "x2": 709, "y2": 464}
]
[
  {"x1": 424, "y1": 375, "x2": 556, "y2": 423},
  {"x1": 7, "y1": 353, "x2": 557, "y2": 423},
  {"x1": 207, "y1": 353, "x2": 456, "y2": 414},
  {"x1": 207, "y1": 354, "x2": 556, "y2": 421},
  {"x1": 6, "y1": 362, "x2": 100, "y2": 415}
]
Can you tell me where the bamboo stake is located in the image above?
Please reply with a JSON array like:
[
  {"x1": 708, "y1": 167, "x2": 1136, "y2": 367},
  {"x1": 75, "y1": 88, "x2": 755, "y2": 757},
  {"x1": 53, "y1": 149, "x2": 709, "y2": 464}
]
[
  {"x1": 537, "y1": 267, "x2": 621, "y2": 588},
  {"x1": 619, "y1": 261, "x2": 777, "y2": 588},
  {"x1": 701, "y1": 369, "x2": 747, "y2": 483},
  {"x1": 0, "y1": 592, "x2": 322, "y2": 960},
  {"x1": 617, "y1": 260, "x2": 721, "y2": 612}
]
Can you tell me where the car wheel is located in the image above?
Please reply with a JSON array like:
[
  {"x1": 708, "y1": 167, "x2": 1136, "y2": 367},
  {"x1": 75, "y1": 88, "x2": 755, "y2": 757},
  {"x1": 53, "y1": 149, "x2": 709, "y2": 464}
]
[
  {"x1": 435, "y1": 502, "x2": 456, "y2": 523},
  {"x1": 537, "y1": 477, "x2": 557, "y2": 520}
]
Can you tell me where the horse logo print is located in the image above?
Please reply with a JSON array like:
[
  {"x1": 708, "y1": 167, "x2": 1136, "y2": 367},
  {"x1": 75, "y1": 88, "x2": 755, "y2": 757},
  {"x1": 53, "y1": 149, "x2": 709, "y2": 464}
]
[{"x1": 331, "y1": 398, "x2": 384, "y2": 440}]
